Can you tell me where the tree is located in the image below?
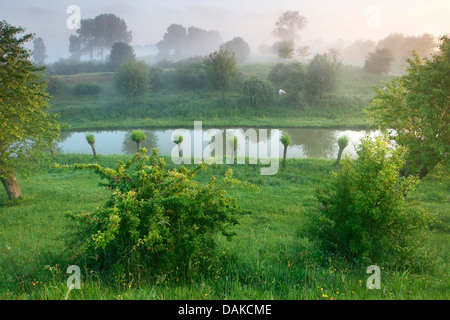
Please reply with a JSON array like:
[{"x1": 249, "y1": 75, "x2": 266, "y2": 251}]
[
  {"x1": 0, "y1": 21, "x2": 61, "y2": 199},
  {"x1": 186, "y1": 27, "x2": 222, "y2": 56},
  {"x1": 130, "y1": 130, "x2": 147, "y2": 152},
  {"x1": 85, "y1": 134, "x2": 97, "y2": 158},
  {"x1": 340, "y1": 39, "x2": 376, "y2": 66},
  {"x1": 375, "y1": 33, "x2": 436, "y2": 73},
  {"x1": 114, "y1": 60, "x2": 149, "y2": 102},
  {"x1": 364, "y1": 48, "x2": 393, "y2": 75},
  {"x1": 306, "y1": 50, "x2": 341, "y2": 100},
  {"x1": 68, "y1": 34, "x2": 82, "y2": 61},
  {"x1": 242, "y1": 77, "x2": 275, "y2": 106},
  {"x1": 173, "y1": 134, "x2": 183, "y2": 157},
  {"x1": 280, "y1": 132, "x2": 292, "y2": 165},
  {"x1": 70, "y1": 13, "x2": 132, "y2": 61},
  {"x1": 109, "y1": 42, "x2": 136, "y2": 70},
  {"x1": 204, "y1": 49, "x2": 237, "y2": 93},
  {"x1": 221, "y1": 37, "x2": 251, "y2": 64},
  {"x1": 366, "y1": 36, "x2": 449, "y2": 179},
  {"x1": 336, "y1": 136, "x2": 349, "y2": 163},
  {"x1": 272, "y1": 10, "x2": 307, "y2": 42},
  {"x1": 297, "y1": 45, "x2": 311, "y2": 58},
  {"x1": 32, "y1": 37, "x2": 47, "y2": 65},
  {"x1": 157, "y1": 24, "x2": 187, "y2": 58},
  {"x1": 276, "y1": 41, "x2": 295, "y2": 60}
]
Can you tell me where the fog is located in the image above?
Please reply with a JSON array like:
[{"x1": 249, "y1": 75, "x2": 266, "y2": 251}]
[{"x1": 1, "y1": 0, "x2": 449, "y2": 64}]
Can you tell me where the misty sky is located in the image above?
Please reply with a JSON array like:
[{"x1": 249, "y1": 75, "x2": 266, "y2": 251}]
[{"x1": 1, "y1": 0, "x2": 449, "y2": 62}]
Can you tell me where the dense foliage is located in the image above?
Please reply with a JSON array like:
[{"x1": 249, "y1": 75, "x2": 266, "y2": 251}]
[
  {"x1": 0, "y1": 20, "x2": 61, "y2": 199},
  {"x1": 66, "y1": 149, "x2": 251, "y2": 275},
  {"x1": 367, "y1": 35, "x2": 449, "y2": 179},
  {"x1": 302, "y1": 134, "x2": 433, "y2": 269}
]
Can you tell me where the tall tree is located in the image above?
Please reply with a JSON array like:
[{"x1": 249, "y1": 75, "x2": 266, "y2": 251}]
[
  {"x1": 306, "y1": 49, "x2": 341, "y2": 100},
  {"x1": 366, "y1": 35, "x2": 449, "y2": 179},
  {"x1": 32, "y1": 37, "x2": 47, "y2": 65},
  {"x1": 70, "y1": 13, "x2": 132, "y2": 61},
  {"x1": 186, "y1": 27, "x2": 221, "y2": 56},
  {"x1": 272, "y1": 10, "x2": 307, "y2": 42},
  {"x1": 157, "y1": 24, "x2": 187, "y2": 57},
  {"x1": 114, "y1": 60, "x2": 149, "y2": 102},
  {"x1": 0, "y1": 21, "x2": 61, "y2": 199},
  {"x1": 221, "y1": 37, "x2": 251, "y2": 64},
  {"x1": 364, "y1": 48, "x2": 393, "y2": 75}
]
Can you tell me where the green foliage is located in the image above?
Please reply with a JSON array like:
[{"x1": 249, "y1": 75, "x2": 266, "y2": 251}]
[
  {"x1": 114, "y1": 60, "x2": 149, "y2": 102},
  {"x1": 109, "y1": 42, "x2": 136, "y2": 70},
  {"x1": 220, "y1": 37, "x2": 251, "y2": 64},
  {"x1": 0, "y1": 20, "x2": 61, "y2": 181},
  {"x1": 241, "y1": 77, "x2": 275, "y2": 106},
  {"x1": 73, "y1": 82, "x2": 102, "y2": 96},
  {"x1": 280, "y1": 132, "x2": 292, "y2": 147},
  {"x1": 302, "y1": 134, "x2": 434, "y2": 268},
  {"x1": 85, "y1": 133, "x2": 95, "y2": 145},
  {"x1": 67, "y1": 149, "x2": 250, "y2": 274},
  {"x1": 130, "y1": 130, "x2": 146, "y2": 143},
  {"x1": 277, "y1": 41, "x2": 295, "y2": 60},
  {"x1": 204, "y1": 49, "x2": 237, "y2": 91},
  {"x1": 306, "y1": 50, "x2": 341, "y2": 100},
  {"x1": 337, "y1": 136, "x2": 349, "y2": 150},
  {"x1": 364, "y1": 48, "x2": 393, "y2": 75},
  {"x1": 367, "y1": 35, "x2": 449, "y2": 179},
  {"x1": 173, "y1": 134, "x2": 183, "y2": 144},
  {"x1": 176, "y1": 62, "x2": 209, "y2": 89}
]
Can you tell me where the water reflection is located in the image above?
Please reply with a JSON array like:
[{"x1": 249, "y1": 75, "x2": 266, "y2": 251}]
[{"x1": 55, "y1": 128, "x2": 375, "y2": 159}]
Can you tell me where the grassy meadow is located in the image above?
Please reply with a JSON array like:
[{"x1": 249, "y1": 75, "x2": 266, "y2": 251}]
[{"x1": 0, "y1": 154, "x2": 448, "y2": 300}]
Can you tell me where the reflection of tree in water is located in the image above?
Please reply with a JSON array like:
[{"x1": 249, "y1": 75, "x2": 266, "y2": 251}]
[
  {"x1": 122, "y1": 130, "x2": 158, "y2": 155},
  {"x1": 283, "y1": 128, "x2": 337, "y2": 159},
  {"x1": 53, "y1": 131, "x2": 73, "y2": 153}
]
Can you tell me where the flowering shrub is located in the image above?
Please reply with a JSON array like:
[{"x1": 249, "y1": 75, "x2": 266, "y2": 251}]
[{"x1": 67, "y1": 149, "x2": 251, "y2": 274}]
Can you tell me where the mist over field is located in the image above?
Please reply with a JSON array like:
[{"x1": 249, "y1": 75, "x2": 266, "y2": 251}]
[{"x1": 1, "y1": 0, "x2": 448, "y2": 65}]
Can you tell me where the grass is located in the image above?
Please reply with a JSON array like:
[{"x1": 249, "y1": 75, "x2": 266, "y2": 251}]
[
  {"x1": 47, "y1": 64, "x2": 391, "y2": 131},
  {"x1": 0, "y1": 154, "x2": 448, "y2": 300}
]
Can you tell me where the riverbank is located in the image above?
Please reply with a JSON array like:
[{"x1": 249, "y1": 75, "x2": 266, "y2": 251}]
[{"x1": 0, "y1": 155, "x2": 448, "y2": 299}]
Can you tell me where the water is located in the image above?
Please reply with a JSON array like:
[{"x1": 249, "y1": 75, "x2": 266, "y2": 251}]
[{"x1": 55, "y1": 127, "x2": 377, "y2": 160}]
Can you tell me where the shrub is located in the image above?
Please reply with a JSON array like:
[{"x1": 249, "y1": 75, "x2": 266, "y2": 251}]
[
  {"x1": 241, "y1": 77, "x2": 275, "y2": 106},
  {"x1": 301, "y1": 134, "x2": 434, "y2": 269},
  {"x1": 176, "y1": 62, "x2": 209, "y2": 89},
  {"x1": 66, "y1": 149, "x2": 251, "y2": 275},
  {"x1": 73, "y1": 82, "x2": 102, "y2": 96}
]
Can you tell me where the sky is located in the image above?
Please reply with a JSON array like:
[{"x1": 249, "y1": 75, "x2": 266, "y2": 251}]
[{"x1": 1, "y1": 0, "x2": 449, "y2": 62}]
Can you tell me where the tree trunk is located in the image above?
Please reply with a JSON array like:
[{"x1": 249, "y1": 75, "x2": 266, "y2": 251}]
[
  {"x1": 337, "y1": 148, "x2": 344, "y2": 163},
  {"x1": 90, "y1": 144, "x2": 97, "y2": 158},
  {"x1": 283, "y1": 146, "x2": 288, "y2": 165},
  {"x1": 50, "y1": 143, "x2": 56, "y2": 158},
  {"x1": 1, "y1": 174, "x2": 22, "y2": 200},
  {"x1": 137, "y1": 142, "x2": 141, "y2": 153},
  {"x1": 178, "y1": 142, "x2": 183, "y2": 157}
]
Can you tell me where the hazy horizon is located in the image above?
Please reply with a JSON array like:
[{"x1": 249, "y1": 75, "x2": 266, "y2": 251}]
[{"x1": 1, "y1": 0, "x2": 449, "y2": 63}]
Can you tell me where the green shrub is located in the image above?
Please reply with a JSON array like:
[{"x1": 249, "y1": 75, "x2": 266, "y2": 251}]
[
  {"x1": 301, "y1": 134, "x2": 434, "y2": 269},
  {"x1": 66, "y1": 149, "x2": 251, "y2": 275},
  {"x1": 73, "y1": 82, "x2": 102, "y2": 96}
]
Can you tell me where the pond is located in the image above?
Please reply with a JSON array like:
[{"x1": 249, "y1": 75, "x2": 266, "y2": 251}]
[{"x1": 55, "y1": 127, "x2": 377, "y2": 160}]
